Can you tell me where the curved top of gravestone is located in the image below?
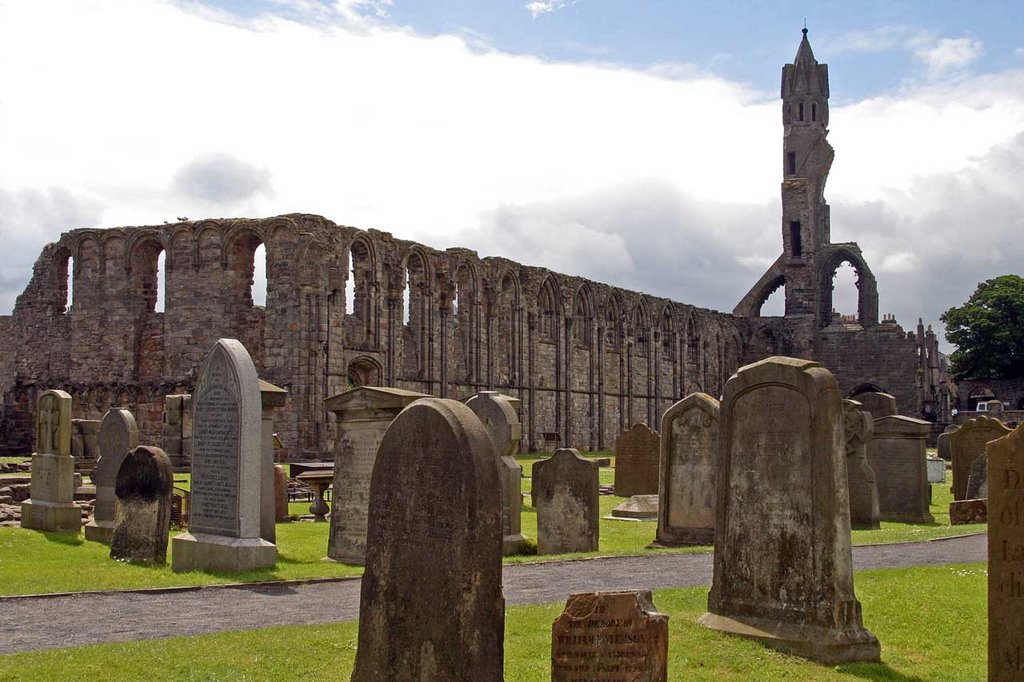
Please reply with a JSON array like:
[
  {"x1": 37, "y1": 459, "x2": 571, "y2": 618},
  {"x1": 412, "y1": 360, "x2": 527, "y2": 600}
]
[
  {"x1": 95, "y1": 408, "x2": 140, "y2": 488},
  {"x1": 944, "y1": 424, "x2": 961, "y2": 434},
  {"x1": 663, "y1": 392, "x2": 720, "y2": 426},
  {"x1": 617, "y1": 422, "x2": 659, "y2": 447},
  {"x1": 842, "y1": 399, "x2": 874, "y2": 451},
  {"x1": 36, "y1": 389, "x2": 72, "y2": 456},
  {"x1": 115, "y1": 445, "x2": 173, "y2": 503},
  {"x1": 535, "y1": 447, "x2": 597, "y2": 476},
  {"x1": 724, "y1": 356, "x2": 834, "y2": 401},
  {"x1": 855, "y1": 391, "x2": 898, "y2": 418},
  {"x1": 464, "y1": 391, "x2": 521, "y2": 458},
  {"x1": 951, "y1": 416, "x2": 1012, "y2": 450}
]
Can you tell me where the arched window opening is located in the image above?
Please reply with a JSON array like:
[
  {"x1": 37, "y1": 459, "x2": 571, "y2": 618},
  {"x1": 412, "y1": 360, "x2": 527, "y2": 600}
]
[
  {"x1": 226, "y1": 232, "x2": 264, "y2": 308},
  {"x1": 155, "y1": 251, "x2": 166, "y2": 312},
  {"x1": 455, "y1": 264, "x2": 475, "y2": 379},
  {"x1": 829, "y1": 262, "x2": 859, "y2": 325},
  {"x1": 131, "y1": 240, "x2": 165, "y2": 313},
  {"x1": 688, "y1": 334, "x2": 700, "y2": 365},
  {"x1": 497, "y1": 273, "x2": 517, "y2": 384},
  {"x1": 538, "y1": 280, "x2": 557, "y2": 341},
  {"x1": 604, "y1": 301, "x2": 621, "y2": 351},
  {"x1": 811, "y1": 102, "x2": 817, "y2": 121},
  {"x1": 798, "y1": 102, "x2": 804, "y2": 121},
  {"x1": 633, "y1": 308, "x2": 650, "y2": 358},
  {"x1": 345, "y1": 270, "x2": 355, "y2": 315},
  {"x1": 573, "y1": 290, "x2": 593, "y2": 346},
  {"x1": 661, "y1": 312, "x2": 674, "y2": 353},
  {"x1": 346, "y1": 357, "x2": 381, "y2": 389},
  {"x1": 347, "y1": 241, "x2": 373, "y2": 336},
  {"x1": 790, "y1": 221, "x2": 802, "y2": 257},
  {"x1": 403, "y1": 253, "x2": 428, "y2": 375},
  {"x1": 252, "y1": 243, "x2": 267, "y2": 307},
  {"x1": 63, "y1": 255, "x2": 74, "y2": 314},
  {"x1": 760, "y1": 284, "x2": 785, "y2": 316},
  {"x1": 403, "y1": 269, "x2": 411, "y2": 324}
]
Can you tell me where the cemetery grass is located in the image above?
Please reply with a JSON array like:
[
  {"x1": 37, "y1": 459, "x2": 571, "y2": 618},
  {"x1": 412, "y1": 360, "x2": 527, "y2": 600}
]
[{"x1": 0, "y1": 562, "x2": 986, "y2": 680}]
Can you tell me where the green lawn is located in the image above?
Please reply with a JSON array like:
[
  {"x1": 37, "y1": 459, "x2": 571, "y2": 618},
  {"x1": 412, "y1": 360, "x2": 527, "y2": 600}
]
[{"x1": 0, "y1": 562, "x2": 986, "y2": 681}]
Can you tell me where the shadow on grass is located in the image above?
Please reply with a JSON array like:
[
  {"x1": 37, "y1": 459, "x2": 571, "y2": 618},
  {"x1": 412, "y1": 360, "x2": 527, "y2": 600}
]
[
  {"x1": 837, "y1": 662, "x2": 926, "y2": 681},
  {"x1": 41, "y1": 531, "x2": 84, "y2": 546}
]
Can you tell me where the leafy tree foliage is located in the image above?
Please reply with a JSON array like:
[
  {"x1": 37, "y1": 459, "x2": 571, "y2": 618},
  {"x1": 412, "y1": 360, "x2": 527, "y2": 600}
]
[{"x1": 942, "y1": 275, "x2": 1024, "y2": 379}]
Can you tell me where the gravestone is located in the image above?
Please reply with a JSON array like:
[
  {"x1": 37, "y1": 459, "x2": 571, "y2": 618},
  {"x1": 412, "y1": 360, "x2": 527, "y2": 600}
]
[
  {"x1": 987, "y1": 423, "x2": 1024, "y2": 680},
  {"x1": 110, "y1": 446, "x2": 173, "y2": 565},
  {"x1": 843, "y1": 400, "x2": 880, "y2": 530},
  {"x1": 533, "y1": 448, "x2": 599, "y2": 554},
  {"x1": 352, "y1": 398, "x2": 503, "y2": 681},
  {"x1": 610, "y1": 494, "x2": 659, "y2": 520},
  {"x1": 71, "y1": 419, "x2": 101, "y2": 471},
  {"x1": 84, "y1": 408, "x2": 140, "y2": 544},
  {"x1": 162, "y1": 394, "x2": 193, "y2": 470},
  {"x1": 655, "y1": 393, "x2": 719, "y2": 546},
  {"x1": 273, "y1": 464, "x2": 289, "y2": 522},
  {"x1": 867, "y1": 415, "x2": 934, "y2": 523},
  {"x1": 551, "y1": 591, "x2": 669, "y2": 682},
  {"x1": 171, "y1": 339, "x2": 276, "y2": 573},
  {"x1": 259, "y1": 380, "x2": 288, "y2": 544},
  {"x1": 699, "y1": 357, "x2": 880, "y2": 664},
  {"x1": 465, "y1": 390, "x2": 526, "y2": 554},
  {"x1": 937, "y1": 424, "x2": 958, "y2": 461},
  {"x1": 855, "y1": 392, "x2": 898, "y2": 419},
  {"x1": 951, "y1": 417, "x2": 1012, "y2": 501},
  {"x1": 926, "y1": 457, "x2": 947, "y2": 484},
  {"x1": 614, "y1": 423, "x2": 660, "y2": 497},
  {"x1": 325, "y1": 386, "x2": 429, "y2": 564},
  {"x1": 966, "y1": 453, "x2": 989, "y2": 499},
  {"x1": 21, "y1": 389, "x2": 81, "y2": 532}
]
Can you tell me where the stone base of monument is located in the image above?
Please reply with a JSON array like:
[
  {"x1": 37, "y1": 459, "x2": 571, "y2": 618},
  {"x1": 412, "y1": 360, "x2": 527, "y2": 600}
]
[
  {"x1": 697, "y1": 612, "x2": 881, "y2": 665},
  {"x1": 502, "y1": 533, "x2": 527, "y2": 555},
  {"x1": 878, "y1": 510, "x2": 934, "y2": 524},
  {"x1": 171, "y1": 532, "x2": 277, "y2": 573},
  {"x1": 648, "y1": 526, "x2": 714, "y2": 548},
  {"x1": 949, "y1": 498, "x2": 987, "y2": 525},
  {"x1": 84, "y1": 520, "x2": 114, "y2": 544},
  {"x1": 608, "y1": 494, "x2": 659, "y2": 520},
  {"x1": 20, "y1": 499, "x2": 82, "y2": 533}
]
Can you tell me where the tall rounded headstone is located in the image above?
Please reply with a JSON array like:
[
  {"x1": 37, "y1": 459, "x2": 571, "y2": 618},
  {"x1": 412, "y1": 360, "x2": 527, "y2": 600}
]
[
  {"x1": 842, "y1": 399, "x2": 880, "y2": 530},
  {"x1": 85, "y1": 408, "x2": 140, "y2": 544},
  {"x1": 699, "y1": 357, "x2": 880, "y2": 664},
  {"x1": 352, "y1": 398, "x2": 504, "y2": 681},
  {"x1": 21, "y1": 389, "x2": 81, "y2": 533},
  {"x1": 110, "y1": 445, "x2": 174, "y2": 565}
]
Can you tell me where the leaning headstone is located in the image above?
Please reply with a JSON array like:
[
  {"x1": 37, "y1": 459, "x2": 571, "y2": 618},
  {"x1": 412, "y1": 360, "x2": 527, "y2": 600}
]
[
  {"x1": 21, "y1": 390, "x2": 81, "y2": 533},
  {"x1": 85, "y1": 408, "x2": 140, "y2": 544},
  {"x1": 465, "y1": 390, "x2": 526, "y2": 554},
  {"x1": 937, "y1": 424, "x2": 958, "y2": 461},
  {"x1": 867, "y1": 415, "x2": 934, "y2": 523},
  {"x1": 843, "y1": 400, "x2": 880, "y2": 530},
  {"x1": 325, "y1": 386, "x2": 429, "y2": 564},
  {"x1": 951, "y1": 417, "x2": 1012, "y2": 501},
  {"x1": 655, "y1": 393, "x2": 719, "y2": 546},
  {"x1": 352, "y1": 398, "x2": 503, "y2": 681},
  {"x1": 699, "y1": 357, "x2": 880, "y2": 664},
  {"x1": 614, "y1": 423, "x2": 660, "y2": 497},
  {"x1": 259, "y1": 380, "x2": 288, "y2": 545},
  {"x1": 856, "y1": 392, "x2": 898, "y2": 419},
  {"x1": 110, "y1": 446, "x2": 173, "y2": 565},
  {"x1": 551, "y1": 591, "x2": 669, "y2": 682},
  {"x1": 171, "y1": 339, "x2": 276, "y2": 573},
  {"x1": 533, "y1": 448, "x2": 599, "y2": 555},
  {"x1": 987, "y1": 423, "x2": 1024, "y2": 680}
]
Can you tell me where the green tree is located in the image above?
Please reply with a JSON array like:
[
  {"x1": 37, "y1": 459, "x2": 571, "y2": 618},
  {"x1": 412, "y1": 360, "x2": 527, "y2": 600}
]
[{"x1": 941, "y1": 274, "x2": 1024, "y2": 380}]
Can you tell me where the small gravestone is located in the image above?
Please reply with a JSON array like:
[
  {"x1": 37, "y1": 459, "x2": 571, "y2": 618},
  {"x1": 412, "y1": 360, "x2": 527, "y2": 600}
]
[
  {"x1": 866, "y1": 415, "x2": 934, "y2": 523},
  {"x1": 614, "y1": 424, "x2": 660, "y2": 497},
  {"x1": 273, "y1": 465, "x2": 289, "y2": 522},
  {"x1": 110, "y1": 446, "x2": 173, "y2": 565},
  {"x1": 533, "y1": 448, "x2": 599, "y2": 554},
  {"x1": 926, "y1": 457, "x2": 947, "y2": 484},
  {"x1": 937, "y1": 424, "x2": 958, "y2": 461},
  {"x1": 352, "y1": 398, "x2": 503, "y2": 681},
  {"x1": 843, "y1": 400, "x2": 880, "y2": 530},
  {"x1": 259, "y1": 380, "x2": 288, "y2": 544},
  {"x1": 655, "y1": 393, "x2": 719, "y2": 546},
  {"x1": 71, "y1": 419, "x2": 101, "y2": 472},
  {"x1": 967, "y1": 453, "x2": 989, "y2": 499},
  {"x1": 171, "y1": 339, "x2": 276, "y2": 573},
  {"x1": 551, "y1": 591, "x2": 669, "y2": 682},
  {"x1": 21, "y1": 390, "x2": 81, "y2": 533},
  {"x1": 163, "y1": 394, "x2": 193, "y2": 470},
  {"x1": 610, "y1": 494, "x2": 659, "y2": 520},
  {"x1": 465, "y1": 391, "x2": 526, "y2": 554},
  {"x1": 987, "y1": 423, "x2": 1024, "y2": 680},
  {"x1": 699, "y1": 357, "x2": 880, "y2": 664},
  {"x1": 85, "y1": 408, "x2": 140, "y2": 544},
  {"x1": 951, "y1": 417, "x2": 1012, "y2": 501},
  {"x1": 856, "y1": 392, "x2": 898, "y2": 419},
  {"x1": 950, "y1": 498, "x2": 987, "y2": 525},
  {"x1": 325, "y1": 386, "x2": 429, "y2": 565}
]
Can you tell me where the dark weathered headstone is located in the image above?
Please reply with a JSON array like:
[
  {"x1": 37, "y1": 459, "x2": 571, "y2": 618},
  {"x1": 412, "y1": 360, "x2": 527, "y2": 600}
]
[
  {"x1": 259, "y1": 379, "x2": 288, "y2": 544},
  {"x1": 655, "y1": 392, "x2": 719, "y2": 546},
  {"x1": 951, "y1": 417, "x2": 1012, "y2": 501},
  {"x1": 855, "y1": 391, "x2": 898, "y2": 419},
  {"x1": 110, "y1": 446, "x2": 173, "y2": 565},
  {"x1": 85, "y1": 408, "x2": 140, "y2": 544},
  {"x1": 352, "y1": 398, "x2": 503, "y2": 681},
  {"x1": 866, "y1": 415, "x2": 934, "y2": 523},
  {"x1": 842, "y1": 399, "x2": 880, "y2": 530},
  {"x1": 533, "y1": 448, "x2": 599, "y2": 555},
  {"x1": 324, "y1": 386, "x2": 429, "y2": 565},
  {"x1": 465, "y1": 391, "x2": 526, "y2": 554},
  {"x1": 551, "y1": 590, "x2": 669, "y2": 682},
  {"x1": 987, "y1": 423, "x2": 1024, "y2": 681},
  {"x1": 171, "y1": 339, "x2": 276, "y2": 573},
  {"x1": 699, "y1": 357, "x2": 880, "y2": 664},
  {"x1": 937, "y1": 424, "x2": 958, "y2": 462},
  {"x1": 614, "y1": 423, "x2": 660, "y2": 497},
  {"x1": 21, "y1": 389, "x2": 81, "y2": 533}
]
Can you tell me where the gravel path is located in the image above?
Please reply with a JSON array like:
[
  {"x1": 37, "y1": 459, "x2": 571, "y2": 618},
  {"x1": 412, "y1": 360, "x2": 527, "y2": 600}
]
[{"x1": 0, "y1": 533, "x2": 985, "y2": 655}]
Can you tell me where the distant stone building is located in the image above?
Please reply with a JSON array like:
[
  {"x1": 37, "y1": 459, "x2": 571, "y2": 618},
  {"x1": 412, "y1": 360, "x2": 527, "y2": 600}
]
[{"x1": 0, "y1": 30, "x2": 940, "y2": 457}]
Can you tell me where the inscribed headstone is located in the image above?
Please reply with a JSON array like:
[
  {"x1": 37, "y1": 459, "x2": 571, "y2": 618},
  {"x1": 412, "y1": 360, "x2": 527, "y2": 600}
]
[
  {"x1": 655, "y1": 393, "x2": 718, "y2": 546},
  {"x1": 856, "y1": 392, "x2": 898, "y2": 419},
  {"x1": 614, "y1": 423, "x2": 660, "y2": 497},
  {"x1": 465, "y1": 390, "x2": 526, "y2": 554},
  {"x1": 533, "y1": 448, "x2": 599, "y2": 555},
  {"x1": 551, "y1": 591, "x2": 668, "y2": 682},
  {"x1": 866, "y1": 415, "x2": 934, "y2": 523},
  {"x1": 110, "y1": 446, "x2": 173, "y2": 565},
  {"x1": 171, "y1": 338, "x2": 276, "y2": 573},
  {"x1": 699, "y1": 357, "x2": 880, "y2": 664},
  {"x1": 987, "y1": 423, "x2": 1024, "y2": 680},
  {"x1": 21, "y1": 389, "x2": 81, "y2": 532},
  {"x1": 324, "y1": 386, "x2": 429, "y2": 564},
  {"x1": 351, "y1": 398, "x2": 503, "y2": 681},
  {"x1": 951, "y1": 417, "x2": 1012, "y2": 501},
  {"x1": 843, "y1": 399, "x2": 880, "y2": 530},
  {"x1": 85, "y1": 408, "x2": 140, "y2": 544}
]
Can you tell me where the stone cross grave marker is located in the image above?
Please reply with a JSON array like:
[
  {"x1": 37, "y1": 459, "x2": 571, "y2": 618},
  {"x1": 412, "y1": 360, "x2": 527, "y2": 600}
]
[
  {"x1": 85, "y1": 408, "x2": 140, "y2": 544},
  {"x1": 110, "y1": 446, "x2": 174, "y2": 565},
  {"x1": 614, "y1": 423, "x2": 660, "y2": 497},
  {"x1": 842, "y1": 399, "x2": 880, "y2": 530},
  {"x1": 655, "y1": 392, "x2": 719, "y2": 546},
  {"x1": 171, "y1": 339, "x2": 276, "y2": 573},
  {"x1": 533, "y1": 448, "x2": 599, "y2": 555},
  {"x1": 866, "y1": 415, "x2": 934, "y2": 523},
  {"x1": 987, "y1": 423, "x2": 1024, "y2": 681},
  {"x1": 352, "y1": 398, "x2": 503, "y2": 681},
  {"x1": 699, "y1": 357, "x2": 880, "y2": 664},
  {"x1": 951, "y1": 417, "x2": 1012, "y2": 501},
  {"x1": 324, "y1": 386, "x2": 429, "y2": 565},
  {"x1": 855, "y1": 391, "x2": 898, "y2": 419},
  {"x1": 551, "y1": 590, "x2": 669, "y2": 682},
  {"x1": 21, "y1": 389, "x2": 81, "y2": 533}
]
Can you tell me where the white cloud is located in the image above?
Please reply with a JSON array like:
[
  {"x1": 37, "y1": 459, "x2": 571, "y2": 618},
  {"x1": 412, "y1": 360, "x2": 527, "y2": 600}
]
[
  {"x1": 915, "y1": 37, "x2": 984, "y2": 79},
  {"x1": 827, "y1": 25, "x2": 928, "y2": 54},
  {"x1": 525, "y1": 1, "x2": 570, "y2": 19},
  {"x1": 173, "y1": 154, "x2": 273, "y2": 204}
]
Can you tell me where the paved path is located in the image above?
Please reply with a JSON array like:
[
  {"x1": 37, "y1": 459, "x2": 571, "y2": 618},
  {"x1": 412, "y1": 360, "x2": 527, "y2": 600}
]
[{"x1": 0, "y1": 534, "x2": 985, "y2": 655}]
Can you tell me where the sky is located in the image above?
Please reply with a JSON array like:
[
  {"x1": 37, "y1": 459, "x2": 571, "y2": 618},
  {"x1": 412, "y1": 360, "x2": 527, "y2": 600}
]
[{"x1": 2, "y1": 0, "x2": 1023, "y2": 352}]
